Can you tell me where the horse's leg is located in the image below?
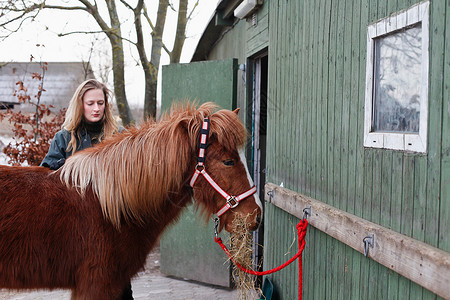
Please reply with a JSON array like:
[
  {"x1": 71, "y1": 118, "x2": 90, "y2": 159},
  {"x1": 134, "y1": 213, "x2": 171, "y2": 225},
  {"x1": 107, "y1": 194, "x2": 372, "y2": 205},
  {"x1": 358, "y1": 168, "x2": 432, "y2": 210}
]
[{"x1": 71, "y1": 267, "x2": 127, "y2": 300}]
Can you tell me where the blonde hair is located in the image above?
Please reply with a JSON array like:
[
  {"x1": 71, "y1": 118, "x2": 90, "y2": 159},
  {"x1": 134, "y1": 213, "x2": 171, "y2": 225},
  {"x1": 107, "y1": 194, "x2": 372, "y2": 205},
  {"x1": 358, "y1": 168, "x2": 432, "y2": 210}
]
[{"x1": 63, "y1": 79, "x2": 119, "y2": 154}]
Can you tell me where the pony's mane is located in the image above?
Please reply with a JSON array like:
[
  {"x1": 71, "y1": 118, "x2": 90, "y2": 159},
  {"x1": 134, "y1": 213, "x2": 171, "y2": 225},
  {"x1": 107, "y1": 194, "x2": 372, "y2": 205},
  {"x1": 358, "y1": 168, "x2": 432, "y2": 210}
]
[{"x1": 59, "y1": 102, "x2": 247, "y2": 228}]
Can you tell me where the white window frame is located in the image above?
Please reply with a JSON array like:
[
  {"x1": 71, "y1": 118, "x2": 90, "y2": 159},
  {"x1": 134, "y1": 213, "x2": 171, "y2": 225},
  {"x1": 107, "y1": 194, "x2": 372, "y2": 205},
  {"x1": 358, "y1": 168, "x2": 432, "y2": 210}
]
[{"x1": 364, "y1": 1, "x2": 429, "y2": 153}]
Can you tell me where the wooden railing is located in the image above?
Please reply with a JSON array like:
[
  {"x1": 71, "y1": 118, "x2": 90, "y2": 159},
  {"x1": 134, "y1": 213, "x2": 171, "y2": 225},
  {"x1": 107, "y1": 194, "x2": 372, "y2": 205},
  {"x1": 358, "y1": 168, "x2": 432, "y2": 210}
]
[{"x1": 265, "y1": 182, "x2": 450, "y2": 299}]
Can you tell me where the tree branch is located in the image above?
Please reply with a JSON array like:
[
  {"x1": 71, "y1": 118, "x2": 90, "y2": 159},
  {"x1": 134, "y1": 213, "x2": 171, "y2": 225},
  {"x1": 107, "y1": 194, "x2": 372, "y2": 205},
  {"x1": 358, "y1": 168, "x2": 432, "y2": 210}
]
[
  {"x1": 171, "y1": 0, "x2": 189, "y2": 63},
  {"x1": 187, "y1": 0, "x2": 200, "y2": 20},
  {"x1": 77, "y1": 0, "x2": 111, "y2": 37},
  {"x1": 142, "y1": 4, "x2": 155, "y2": 31},
  {"x1": 131, "y1": 0, "x2": 150, "y2": 67},
  {"x1": 0, "y1": 2, "x2": 42, "y2": 27},
  {"x1": 36, "y1": 5, "x2": 88, "y2": 11},
  {"x1": 57, "y1": 30, "x2": 109, "y2": 37},
  {"x1": 142, "y1": 2, "x2": 172, "y2": 57},
  {"x1": 118, "y1": 0, "x2": 133, "y2": 11},
  {"x1": 0, "y1": 14, "x2": 36, "y2": 39}
]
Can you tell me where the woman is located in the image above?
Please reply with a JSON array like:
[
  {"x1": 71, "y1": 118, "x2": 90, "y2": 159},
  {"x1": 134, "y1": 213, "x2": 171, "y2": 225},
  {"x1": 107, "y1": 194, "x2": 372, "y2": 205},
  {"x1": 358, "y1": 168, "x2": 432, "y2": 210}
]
[
  {"x1": 40, "y1": 79, "x2": 133, "y2": 300},
  {"x1": 40, "y1": 79, "x2": 120, "y2": 170}
]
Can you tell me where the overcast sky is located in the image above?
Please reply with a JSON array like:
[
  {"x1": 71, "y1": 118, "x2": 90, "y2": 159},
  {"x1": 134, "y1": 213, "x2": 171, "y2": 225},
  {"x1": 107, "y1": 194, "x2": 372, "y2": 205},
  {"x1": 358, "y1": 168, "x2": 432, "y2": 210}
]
[{"x1": 0, "y1": 0, "x2": 219, "y2": 108}]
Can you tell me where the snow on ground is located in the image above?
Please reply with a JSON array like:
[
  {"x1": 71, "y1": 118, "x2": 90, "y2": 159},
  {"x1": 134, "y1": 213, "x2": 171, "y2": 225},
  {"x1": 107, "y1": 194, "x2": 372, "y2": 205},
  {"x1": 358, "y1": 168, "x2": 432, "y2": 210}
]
[
  {"x1": 0, "y1": 136, "x2": 13, "y2": 166},
  {"x1": 0, "y1": 153, "x2": 8, "y2": 165}
]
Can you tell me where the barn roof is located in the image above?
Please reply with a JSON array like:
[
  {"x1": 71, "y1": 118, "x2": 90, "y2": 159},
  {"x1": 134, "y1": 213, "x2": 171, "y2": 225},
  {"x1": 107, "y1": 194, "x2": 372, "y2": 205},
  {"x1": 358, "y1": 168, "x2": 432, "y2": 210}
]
[
  {"x1": 0, "y1": 62, "x2": 95, "y2": 111},
  {"x1": 191, "y1": 0, "x2": 240, "y2": 62}
]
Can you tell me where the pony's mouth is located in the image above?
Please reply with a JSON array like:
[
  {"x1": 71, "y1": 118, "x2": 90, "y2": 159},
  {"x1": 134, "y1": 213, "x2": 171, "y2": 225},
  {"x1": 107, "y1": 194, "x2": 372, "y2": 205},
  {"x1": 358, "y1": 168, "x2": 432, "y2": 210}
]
[{"x1": 222, "y1": 209, "x2": 262, "y2": 233}]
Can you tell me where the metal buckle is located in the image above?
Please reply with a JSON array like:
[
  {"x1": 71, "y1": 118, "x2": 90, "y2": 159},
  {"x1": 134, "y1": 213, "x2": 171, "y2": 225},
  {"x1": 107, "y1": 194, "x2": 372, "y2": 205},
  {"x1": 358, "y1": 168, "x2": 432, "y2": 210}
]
[
  {"x1": 227, "y1": 196, "x2": 239, "y2": 208},
  {"x1": 214, "y1": 218, "x2": 219, "y2": 238},
  {"x1": 195, "y1": 163, "x2": 205, "y2": 171}
]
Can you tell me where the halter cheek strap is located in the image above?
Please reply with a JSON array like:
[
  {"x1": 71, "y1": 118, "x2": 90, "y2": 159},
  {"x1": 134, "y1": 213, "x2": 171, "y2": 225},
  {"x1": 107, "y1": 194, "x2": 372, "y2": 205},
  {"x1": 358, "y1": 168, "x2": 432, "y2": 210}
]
[
  {"x1": 190, "y1": 117, "x2": 257, "y2": 217},
  {"x1": 196, "y1": 117, "x2": 210, "y2": 168}
]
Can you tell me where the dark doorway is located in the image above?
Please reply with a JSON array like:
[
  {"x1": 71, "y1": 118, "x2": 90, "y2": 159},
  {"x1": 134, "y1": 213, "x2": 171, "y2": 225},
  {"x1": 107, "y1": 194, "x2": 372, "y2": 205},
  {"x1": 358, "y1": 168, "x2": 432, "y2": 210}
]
[{"x1": 246, "y1": 51, "x2": 268, "y2": 284}]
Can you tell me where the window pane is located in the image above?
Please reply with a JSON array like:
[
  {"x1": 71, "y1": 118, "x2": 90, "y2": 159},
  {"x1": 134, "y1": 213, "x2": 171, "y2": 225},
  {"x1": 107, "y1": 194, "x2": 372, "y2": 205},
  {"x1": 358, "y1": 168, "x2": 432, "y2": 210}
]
[{"x1": 373, "y1": 24, "x2": 422, "y2": 133}]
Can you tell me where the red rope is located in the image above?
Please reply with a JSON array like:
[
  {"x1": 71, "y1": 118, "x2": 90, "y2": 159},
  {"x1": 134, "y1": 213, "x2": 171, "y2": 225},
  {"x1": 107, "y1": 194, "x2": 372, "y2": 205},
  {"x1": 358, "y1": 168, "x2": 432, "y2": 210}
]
[{"x1": 215, "y1": 219, "x2": 308, "y2": 299}]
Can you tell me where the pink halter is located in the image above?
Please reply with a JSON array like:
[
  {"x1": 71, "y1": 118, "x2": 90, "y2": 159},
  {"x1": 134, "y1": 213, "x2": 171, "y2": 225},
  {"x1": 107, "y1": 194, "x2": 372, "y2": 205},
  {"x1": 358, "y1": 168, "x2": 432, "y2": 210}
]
[{"x1": 189, "y1": 117, "x2": 257, "y2": 217}]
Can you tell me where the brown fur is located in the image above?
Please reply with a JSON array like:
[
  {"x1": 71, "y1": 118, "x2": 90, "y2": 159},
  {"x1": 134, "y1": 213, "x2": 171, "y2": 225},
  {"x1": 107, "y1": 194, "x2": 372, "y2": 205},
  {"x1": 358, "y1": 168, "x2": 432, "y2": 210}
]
[{"x1": 0, "y1": 102, "x2": 262, "y2": 299}]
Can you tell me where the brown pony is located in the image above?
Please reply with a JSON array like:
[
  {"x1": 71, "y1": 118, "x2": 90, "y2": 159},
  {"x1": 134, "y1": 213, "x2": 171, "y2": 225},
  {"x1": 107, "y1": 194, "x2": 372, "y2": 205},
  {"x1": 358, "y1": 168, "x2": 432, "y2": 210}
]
[{"x1": 0, "y1": 102, "x2": 262, "y2": 299}]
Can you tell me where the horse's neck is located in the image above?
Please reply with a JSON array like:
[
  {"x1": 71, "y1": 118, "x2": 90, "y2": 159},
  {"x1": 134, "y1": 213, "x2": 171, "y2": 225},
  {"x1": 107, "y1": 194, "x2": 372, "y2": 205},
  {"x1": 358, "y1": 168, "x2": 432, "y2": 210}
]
[
  {"x1": 163, "y1": 186, "x2": 193, "y2": 220},
  {"x1": 141, "y1": 185, "x2": 193, "y2": 231}
]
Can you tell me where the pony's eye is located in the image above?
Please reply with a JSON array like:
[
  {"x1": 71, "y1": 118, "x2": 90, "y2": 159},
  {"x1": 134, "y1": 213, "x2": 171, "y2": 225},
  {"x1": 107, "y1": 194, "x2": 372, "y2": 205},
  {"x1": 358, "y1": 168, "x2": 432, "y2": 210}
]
[{"x1": 222, "y1": 159, "x2": 235, "y2": 166}]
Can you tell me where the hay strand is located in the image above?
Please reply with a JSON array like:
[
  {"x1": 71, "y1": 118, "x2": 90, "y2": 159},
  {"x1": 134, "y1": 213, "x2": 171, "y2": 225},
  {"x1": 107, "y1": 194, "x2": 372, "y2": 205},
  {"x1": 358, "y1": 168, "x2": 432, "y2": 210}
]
[{"x1": 228, "y1": 215, "x2": 263, "y2": 300}]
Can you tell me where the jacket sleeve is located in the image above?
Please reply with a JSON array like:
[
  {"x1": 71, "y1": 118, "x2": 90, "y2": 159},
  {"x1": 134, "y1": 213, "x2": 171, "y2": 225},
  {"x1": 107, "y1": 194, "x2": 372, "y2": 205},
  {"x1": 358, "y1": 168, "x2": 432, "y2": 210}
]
[{"x1": 40, "y1": 131, "x2": 69, "y2": 170}]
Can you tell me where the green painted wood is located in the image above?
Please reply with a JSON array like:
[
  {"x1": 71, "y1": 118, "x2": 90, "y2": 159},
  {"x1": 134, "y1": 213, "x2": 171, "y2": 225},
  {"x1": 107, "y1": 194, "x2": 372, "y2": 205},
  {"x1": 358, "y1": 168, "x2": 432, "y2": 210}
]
[
  {"x1": 361, "y1": 150, "x2": 373, "y2": 299},
  {"x1": 302, "y1": 0, "x2": 312, "y2": 196},
  {"x1": 326, "y1": 0, "x2": 337, "y2": 208},
  {"x1": 331, "y1": 1, "x2": 345, "y2": 298},
  {"x1": 413, "y1": 157, "x2": 427, "y2": 241},
  {"x1": 161, "y1": 59, "x2": 237, "y2": 112},
  {"x1": 180, "y1": 0, "x2": 450, "y2": 298},
  {"x1": 246, "y1": 0, "x2": 269, "y2": 56},
  {"x1": 295, "y1": 0, "x2": 304, "y2": 194},
  {"x1": 159, "y1": 206, "x2": 230, "y2": 286},
  {"x1": 398, "y1": 155, "x2": 413, "y2": 297},
  {"x1": 388, "y1": 152, "x2": 403, "y2": 300},
  {"x1": 316, "y1": 0, "x2": 326, "y2": 295},
  {"x1": 441, "y1": 0, "x2": 450, "y2": 255},
  {"x1": 426, "y1": 0, "x2": 444, "y2": 249},
  {"x1": 159, "y1": 58, "x2": 237, "y2": 287},
  {"x1": 294, "y1": 1, "x2": 307, "y2": 295},
  {"x1": 309, "y1": 0, "x2": 320, "y2": 297},
  {"x1": 246, "y1": 11, "x2": 269, "y2": 56},
  {"x1": 353, "y1": 0, "x2": 370, "y2": 297},
  {"x1": 262, "y1": 1, "x2": 444, "y2": 299},
  {"x1": 291, "y1": 0, "x2": 300, "y2": 196},
  {"x1": 348, "y1": 0, "x2": 364, "y2": 298},
  {"x1": 284, "y1": 1, "x2": 294, "y2": 296}
]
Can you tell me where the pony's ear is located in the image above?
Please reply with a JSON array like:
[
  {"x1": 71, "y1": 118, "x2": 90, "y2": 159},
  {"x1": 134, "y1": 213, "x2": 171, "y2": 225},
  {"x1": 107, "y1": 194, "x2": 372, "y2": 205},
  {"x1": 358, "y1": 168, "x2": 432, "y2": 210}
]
[{"x1": 233, "y1": 108, "x2": 240, "y2": 115}]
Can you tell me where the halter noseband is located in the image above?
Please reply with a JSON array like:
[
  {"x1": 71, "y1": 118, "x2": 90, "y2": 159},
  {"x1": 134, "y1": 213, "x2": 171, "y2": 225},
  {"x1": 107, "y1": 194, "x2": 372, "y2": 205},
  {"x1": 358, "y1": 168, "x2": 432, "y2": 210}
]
[{"x1": 189, "y1": 117, "x2": 257, "y2": 217}]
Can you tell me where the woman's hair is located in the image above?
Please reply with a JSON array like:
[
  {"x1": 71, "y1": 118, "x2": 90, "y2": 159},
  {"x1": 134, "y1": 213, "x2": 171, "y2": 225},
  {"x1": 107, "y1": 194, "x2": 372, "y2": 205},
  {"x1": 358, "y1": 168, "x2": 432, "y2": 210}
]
[{"x1": 63, "y1": 79, "x2": 119, "y2": 154}]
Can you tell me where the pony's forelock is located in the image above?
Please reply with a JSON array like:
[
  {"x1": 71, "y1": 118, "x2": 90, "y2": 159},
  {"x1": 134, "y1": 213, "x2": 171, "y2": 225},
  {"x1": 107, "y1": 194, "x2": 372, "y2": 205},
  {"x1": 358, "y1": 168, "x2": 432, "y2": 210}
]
[{"x1": 59, "y1": 102, "x2": 247, "y2": 228}]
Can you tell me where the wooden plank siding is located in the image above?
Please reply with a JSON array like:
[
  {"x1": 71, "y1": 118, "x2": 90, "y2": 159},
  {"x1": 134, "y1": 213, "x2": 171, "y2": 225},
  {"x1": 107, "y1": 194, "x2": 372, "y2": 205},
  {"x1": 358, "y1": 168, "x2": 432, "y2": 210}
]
[
  {"x1": 207, "y1": 4, "x2": 269, "y2": 120},
  {"x1": 264, "y1": 183, "x2": 450, "y2": 299},
  {"x1": 264, "y1": 0, "x2": 449, "y2": 299},
  {"x1": 246, "y1": 0, "x2": 269, "y2": 56},
  {"x1": 441, "y1": 0, "x2": 450, "y2": 259}
]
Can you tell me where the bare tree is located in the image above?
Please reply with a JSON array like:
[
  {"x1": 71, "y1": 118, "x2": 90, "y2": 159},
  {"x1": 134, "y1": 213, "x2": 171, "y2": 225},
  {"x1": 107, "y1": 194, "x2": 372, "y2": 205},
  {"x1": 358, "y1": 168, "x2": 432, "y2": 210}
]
[{"x1": 0, "y1": 0, "x2": 199, "y2": 124}]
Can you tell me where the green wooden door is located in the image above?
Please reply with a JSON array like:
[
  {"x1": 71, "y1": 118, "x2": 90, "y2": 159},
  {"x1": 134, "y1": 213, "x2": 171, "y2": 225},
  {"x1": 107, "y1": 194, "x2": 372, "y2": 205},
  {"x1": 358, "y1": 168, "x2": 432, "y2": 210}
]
[{"x1": 160, "y1": 58, "x2": 238, "y2": 287}]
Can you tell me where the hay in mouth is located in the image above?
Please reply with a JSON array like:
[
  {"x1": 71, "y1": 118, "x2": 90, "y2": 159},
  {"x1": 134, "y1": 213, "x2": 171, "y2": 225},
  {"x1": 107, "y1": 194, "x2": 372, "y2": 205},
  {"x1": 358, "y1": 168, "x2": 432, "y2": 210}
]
[{"x1": 228, "y1": 214, "x2": 263, "y2": 300}]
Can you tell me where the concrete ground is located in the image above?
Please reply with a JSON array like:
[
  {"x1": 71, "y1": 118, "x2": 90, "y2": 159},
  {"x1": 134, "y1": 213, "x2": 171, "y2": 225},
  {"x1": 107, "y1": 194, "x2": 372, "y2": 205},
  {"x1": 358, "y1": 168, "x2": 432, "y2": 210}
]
[{"x1": 0, "y1": 246, "x2": 240, "y2": 300}]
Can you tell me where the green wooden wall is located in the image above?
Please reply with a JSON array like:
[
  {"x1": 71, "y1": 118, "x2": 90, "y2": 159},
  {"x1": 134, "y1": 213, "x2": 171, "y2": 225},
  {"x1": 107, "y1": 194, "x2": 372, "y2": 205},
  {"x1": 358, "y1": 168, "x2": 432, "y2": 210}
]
[
  {"x1": 264, "y1": 0, "x2": 449, "y2": 299},
  {"x1": 208, "y1": 2, "x2": 269, "y2": 116}
]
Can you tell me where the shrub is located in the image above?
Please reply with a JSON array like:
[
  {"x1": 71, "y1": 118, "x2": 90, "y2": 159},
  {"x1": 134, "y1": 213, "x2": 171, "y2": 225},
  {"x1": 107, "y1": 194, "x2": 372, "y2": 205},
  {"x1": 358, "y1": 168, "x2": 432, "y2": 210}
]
[{"x1": 0, "y1": 61, "x2": 66, "y2": 166}]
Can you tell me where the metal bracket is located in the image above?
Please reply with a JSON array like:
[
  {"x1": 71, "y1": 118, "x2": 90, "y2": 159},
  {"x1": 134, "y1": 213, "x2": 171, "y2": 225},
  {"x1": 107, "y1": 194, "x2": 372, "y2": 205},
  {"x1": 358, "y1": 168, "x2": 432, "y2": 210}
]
[{"x1": 363, "y1": 234, "x2": 374, "y2": 257}]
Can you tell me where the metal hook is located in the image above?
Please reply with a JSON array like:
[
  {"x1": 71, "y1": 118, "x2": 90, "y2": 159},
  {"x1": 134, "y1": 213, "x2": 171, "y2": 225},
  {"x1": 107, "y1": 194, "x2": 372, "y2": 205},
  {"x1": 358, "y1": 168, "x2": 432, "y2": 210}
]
[
  {"x1": 363, "y1": 234, "x2": 374, "y2": 257},
  {"x1": 214, "y1": 217, "x2": 220, "y2": 238},
  {"x1": 266, "y1": 190, "x2": 273, "y2": 203},
  {"x1": 302, "y1": 206, "x2": 311, "y2": 220}
]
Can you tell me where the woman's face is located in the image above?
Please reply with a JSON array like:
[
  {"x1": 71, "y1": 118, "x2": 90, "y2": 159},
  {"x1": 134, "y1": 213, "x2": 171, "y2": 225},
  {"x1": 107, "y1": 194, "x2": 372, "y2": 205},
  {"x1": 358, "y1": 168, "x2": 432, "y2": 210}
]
[{"x1": 83, "y1": 88, "x2": 106, "y2": 123}]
